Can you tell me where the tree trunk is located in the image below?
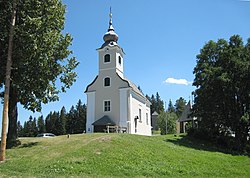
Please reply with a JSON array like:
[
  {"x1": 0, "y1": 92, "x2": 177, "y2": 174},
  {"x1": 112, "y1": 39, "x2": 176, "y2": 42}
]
[
  {"x1": 6, "y1": 86, "x2": 19, "y2": 148},
  {"x1": 0, "y1": 0, "x2": 17, "y2": 161}
]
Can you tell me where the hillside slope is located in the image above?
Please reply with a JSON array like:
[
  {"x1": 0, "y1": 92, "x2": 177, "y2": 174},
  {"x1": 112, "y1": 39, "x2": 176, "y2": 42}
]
[{"x1": 0, "y1": 134, "x2": 249, "y2": 177}]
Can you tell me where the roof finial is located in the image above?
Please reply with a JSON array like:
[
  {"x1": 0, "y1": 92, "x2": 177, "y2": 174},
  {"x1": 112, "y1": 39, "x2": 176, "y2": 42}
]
[
  {"x1": 109, "y1": 6, "x2": 112, "y2": 19},
  {"x1": 103, "y1": 7, "x2": 118, "y2": 43},
  {"x1": 108, "y1": 6, "x2": 114, "y2": 32}
]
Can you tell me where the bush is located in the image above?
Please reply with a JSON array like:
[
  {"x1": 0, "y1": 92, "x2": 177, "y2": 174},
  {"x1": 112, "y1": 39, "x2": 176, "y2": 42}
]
[{"x1": 187, "y1": 128, "x2": 212, "y2": 141}]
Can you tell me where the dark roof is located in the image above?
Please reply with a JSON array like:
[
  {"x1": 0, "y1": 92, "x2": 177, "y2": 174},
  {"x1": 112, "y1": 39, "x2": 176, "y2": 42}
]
[
  {"x1": 118, "y1": 75, "x2": 151, "y2": 105},
  {"x1": 92, "y1": 115, "x2": 116, "y2": 126},
  {"x1": 178, "y1": 101, "x2": 194, "y2": 122},
  {"x1": 152, "y1": 111, "x2": 159, "y2": 116},
  {"x1": 84, "y1": 75, "x2": 98, "y2": 93}
]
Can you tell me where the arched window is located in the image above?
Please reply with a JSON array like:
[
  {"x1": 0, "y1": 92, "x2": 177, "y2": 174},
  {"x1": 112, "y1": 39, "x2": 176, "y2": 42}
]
[
  {"x1": 118, "y1": 56, "x2": 122, "y2": 65},
  {"x1": 104, "y1": 54, "x2": 110, "y2": 63},
  {"x1": 104, "y1": 77, "x2": 110, "y2": 87}
]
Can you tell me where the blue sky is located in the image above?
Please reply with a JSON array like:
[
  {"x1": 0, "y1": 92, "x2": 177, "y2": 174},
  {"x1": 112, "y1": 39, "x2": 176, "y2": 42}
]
[{"x1": 1, "y1": 0, "x2": 250, "y2": 128}]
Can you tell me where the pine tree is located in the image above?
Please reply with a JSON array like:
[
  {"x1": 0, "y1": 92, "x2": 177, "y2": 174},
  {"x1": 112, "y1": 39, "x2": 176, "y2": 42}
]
[
  {"x1": 156, "y1": 92, "x2": 164, "y2": 113},
  {"x1": 37, "y1": 116, "x2": 45, "y2": 134},
  {"x1": 17, "y1": 121, "x2": 23, "y2": 137},
  {"x1": 66, "y1": 106, "x2": 76, "y2": 134},
  {"x1": 59, "y1": 106, "x2": 67, "y2": 135},
  {"x1": 167, "y1": 100, "x2": 175, "y2": 113},
  {"x1": 175, "y1": 97, "x2": 187, "y2": 118}
]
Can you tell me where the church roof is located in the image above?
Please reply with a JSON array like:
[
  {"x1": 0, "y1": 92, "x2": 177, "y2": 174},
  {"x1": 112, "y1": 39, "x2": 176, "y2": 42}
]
[
  {"x1": 85, "y1": 73, "x2": 151, "y2": 105},
  {"x1": 118, "y1": 75, "x2": 151, "y2": 105},
  {"x1": 178, "y1": 101, "x2": 193, "y2": 122},
  {"x1": 92, "y1": 115, "x2": 116, "y2": 126}
]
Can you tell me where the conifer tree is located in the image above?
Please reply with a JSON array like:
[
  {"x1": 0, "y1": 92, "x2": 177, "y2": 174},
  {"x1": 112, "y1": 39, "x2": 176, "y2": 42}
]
[
  {"x1": 37, "y1": 116, "x2": 45, "y2": 134},
  {"x1": 175, "y1": 97, "x2": 187, "y2": 118}
]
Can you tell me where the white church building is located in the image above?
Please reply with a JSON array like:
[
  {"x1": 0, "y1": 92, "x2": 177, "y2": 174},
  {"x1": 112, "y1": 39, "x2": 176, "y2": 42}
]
[{"x1": 85, "y1": 11, "x2": 151, "y2": 136}]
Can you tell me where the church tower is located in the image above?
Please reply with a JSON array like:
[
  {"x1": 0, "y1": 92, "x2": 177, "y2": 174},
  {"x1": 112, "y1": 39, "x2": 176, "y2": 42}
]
[{"x1": 97, "y1": 10, "x2": 125, "y2": 78}]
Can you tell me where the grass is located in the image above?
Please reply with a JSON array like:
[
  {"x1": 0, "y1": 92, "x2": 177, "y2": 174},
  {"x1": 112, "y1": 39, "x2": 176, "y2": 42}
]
[{"x1": 0, "y1": 133, "x2": 249, "y2": 177}]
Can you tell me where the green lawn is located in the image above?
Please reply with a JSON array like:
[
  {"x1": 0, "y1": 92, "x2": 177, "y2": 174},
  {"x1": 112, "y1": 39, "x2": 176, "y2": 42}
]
[{"x1": 0, "y1": 133, "x2": 249, "y2": 177}]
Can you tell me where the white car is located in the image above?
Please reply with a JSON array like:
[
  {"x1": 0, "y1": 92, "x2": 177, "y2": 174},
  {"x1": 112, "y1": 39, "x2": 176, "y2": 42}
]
[{"x1": 36, "y1": 133, "x2": 55, "y2": 138}]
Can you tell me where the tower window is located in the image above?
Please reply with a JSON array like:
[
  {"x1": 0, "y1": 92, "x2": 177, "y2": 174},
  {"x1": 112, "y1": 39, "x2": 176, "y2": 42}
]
[
  {"x1": 104, "y1": 54, "x2": 110, "y2": 63},
  {"x1": 118, "y1": 56, "x2": 122, "y2": 65},
  {"x1": 104, "y1": 100, "x2": 111, "y2": 112},
  {"x1": 104, "y1": 77, "x2": 110, "y2": 87}
]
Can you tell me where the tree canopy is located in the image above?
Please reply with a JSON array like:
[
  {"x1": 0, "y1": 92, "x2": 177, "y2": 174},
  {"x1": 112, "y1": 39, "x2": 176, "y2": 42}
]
[
  {"x1": 192, "y1": 35, "x2": 250, "y2": 151},
  {"x1": 0, "y1": 0, "x2": 79, "y2": 147}
]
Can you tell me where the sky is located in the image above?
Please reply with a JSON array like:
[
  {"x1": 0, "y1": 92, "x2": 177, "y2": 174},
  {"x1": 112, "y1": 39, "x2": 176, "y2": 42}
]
[{"x1": 0, "y1": 0, "x2": 250, "y2": 129}]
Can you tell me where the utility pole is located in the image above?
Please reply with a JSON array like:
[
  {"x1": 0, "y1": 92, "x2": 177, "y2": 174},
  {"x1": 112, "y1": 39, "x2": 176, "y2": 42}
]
[
  {"x1": 165, "y1": 112, "x2": 167, "y2": 135},
  {"x1": 0, "y1": 0, "x2": 17, "y2": 162}
]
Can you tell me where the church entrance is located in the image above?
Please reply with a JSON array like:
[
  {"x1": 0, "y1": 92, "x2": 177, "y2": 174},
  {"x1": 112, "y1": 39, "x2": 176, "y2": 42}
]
[
  {"x1": 94, "y1": 125, "x2": 106, "y2": 132},
  {"x1": 92, "y1": 115, "x2": 116, "y2": 133}
]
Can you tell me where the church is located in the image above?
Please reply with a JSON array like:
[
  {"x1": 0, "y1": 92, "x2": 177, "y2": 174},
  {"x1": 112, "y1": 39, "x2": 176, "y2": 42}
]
[{"x1": 85, "y1": 11, "x2": 151, "y2": 136}]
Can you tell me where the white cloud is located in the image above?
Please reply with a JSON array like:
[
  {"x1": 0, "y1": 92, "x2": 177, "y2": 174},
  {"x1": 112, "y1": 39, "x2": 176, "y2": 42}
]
[{"x1": 164, "y1": 77, "x2": 192, "y2": 85}]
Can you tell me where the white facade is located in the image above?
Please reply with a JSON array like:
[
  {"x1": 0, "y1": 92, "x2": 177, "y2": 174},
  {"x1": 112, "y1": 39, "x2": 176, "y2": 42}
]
[{"x1": 85, "y1": 12, "x2": 151, "y2": 136}]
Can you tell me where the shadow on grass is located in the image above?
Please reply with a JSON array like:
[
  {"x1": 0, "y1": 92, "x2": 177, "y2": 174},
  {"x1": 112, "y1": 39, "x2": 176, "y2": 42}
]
[
  {"x1": 19, "y1": 142, "x2": 39, "y2": 148},
  {"x1": 165, "y1": 135, "x2": 249, "y2": 157}
]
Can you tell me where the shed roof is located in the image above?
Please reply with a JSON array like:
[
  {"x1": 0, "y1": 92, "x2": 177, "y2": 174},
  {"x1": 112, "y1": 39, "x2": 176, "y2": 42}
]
[
  {"x1": 92, "y1": 115, "x2": 116, "y2": 126},
  {"x1": 152, "y1": 111, "x2": 159, "y2": 116},
  {"x1": 178, "y1": 101, "x2": 194, "y2": 122}
]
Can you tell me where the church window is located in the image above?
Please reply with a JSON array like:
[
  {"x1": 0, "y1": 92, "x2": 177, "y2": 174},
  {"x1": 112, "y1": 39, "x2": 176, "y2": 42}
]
[
  {"x1": 118, "y1": 56, "x2": 122, "y2": 65},
  {"x1": 104, "y1": 100, "x2": 111, "y2": 112},
  {"x1": 146, "y1": 113, "x2": 149, "y2": 125},
  {"x1": 104, "y1": 77, "x2": 110, "y2": 87},
  {"x1": 104, "y1": 54, "x2": 110, "y2": 63},
  {"x1": 139, "y1": 109, "x2": 142, "y2": 122}
]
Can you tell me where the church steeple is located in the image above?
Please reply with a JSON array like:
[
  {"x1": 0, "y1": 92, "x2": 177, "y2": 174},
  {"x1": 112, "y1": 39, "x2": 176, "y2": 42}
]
[
  {"x1": 103, "y1": 7, "x2": 118, "y2": 43},
  {"x1": 98, "y1": 8, "x2": 125, "y2": 78}
]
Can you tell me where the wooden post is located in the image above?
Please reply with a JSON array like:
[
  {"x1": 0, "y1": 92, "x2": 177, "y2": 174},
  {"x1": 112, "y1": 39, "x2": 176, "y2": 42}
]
[{"x1": 0, "y1": 0, "x2": 17, "y2": 162}]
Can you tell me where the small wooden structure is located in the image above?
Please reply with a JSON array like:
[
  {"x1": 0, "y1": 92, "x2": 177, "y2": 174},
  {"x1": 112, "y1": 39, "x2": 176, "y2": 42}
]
[{"x1": 177, "y1": 101, "x2": 196, "y2": 133}]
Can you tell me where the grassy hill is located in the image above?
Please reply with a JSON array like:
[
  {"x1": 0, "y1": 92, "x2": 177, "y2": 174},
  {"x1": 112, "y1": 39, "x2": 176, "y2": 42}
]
[{"x1": 0, "y1": 133, "x2": 249, "y2": 177}]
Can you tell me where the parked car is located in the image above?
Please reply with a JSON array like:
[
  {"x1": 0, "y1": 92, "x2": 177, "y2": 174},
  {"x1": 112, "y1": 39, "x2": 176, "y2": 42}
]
[{"x1": 36, "y1": 133, "x2": 55, "y2": 138}]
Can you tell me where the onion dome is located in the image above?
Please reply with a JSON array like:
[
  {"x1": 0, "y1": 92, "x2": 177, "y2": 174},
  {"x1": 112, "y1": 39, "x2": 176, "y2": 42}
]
[{"x1": 103, "y1": 8, "x2": 119, "y2": 43}]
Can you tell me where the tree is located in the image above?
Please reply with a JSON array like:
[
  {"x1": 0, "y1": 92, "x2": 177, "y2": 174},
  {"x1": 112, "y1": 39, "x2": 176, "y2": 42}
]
[
  {"x1": 166, "y1": 112, "x2": 177, "y2": 134},
  {"x1": 22, "y1": 116, "x2": 37, "y2": 137},
  {"x1": 65, "y1": 101, "x2": 86, "y2": 134},
  {"x1": 17, "y1": 121, "x2": 23, "y2": 137},
  {"x1": 157, "y1": 111, "x2": 167, "y2": 135},
  {"x1": 75, "y1": 100, "x2": 86, "y2": 133},
  {"x1": 0, "y1": 0, "x2": 79, "y2": 148},
  {"x1": 192, "y1": 35, "x2": 250, "y2": 151},
  {"x1": 58, "y1": 106, "x2": 67, "y2": 135},
  {"x1": 156, "y1": 92, "x2": 164, "y2": 113},
  {"x1": 45, "y1": 112, "x2": 56, "y2": 134},
  {"x1": 66, "y1": 106, "x2": 76, "y2": 134},
  {"x1": 0, "y1": 0, "x2": 17, "y2": 161},
  {"x1": 149, "y1": 93, "x2": 165, "y2": 114},
  {"x1": 37, "y1": 116, "x2": 45, "y2": 134},
  {"x1": 175, "y1": 97, "x2": 187, "y2": 118},
  {"x1": 167, "y1": 100, "x2": 175, "y2": 113},
  {"x1": 54, "y1": 111, "x2": 64, "y2": 135}
]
